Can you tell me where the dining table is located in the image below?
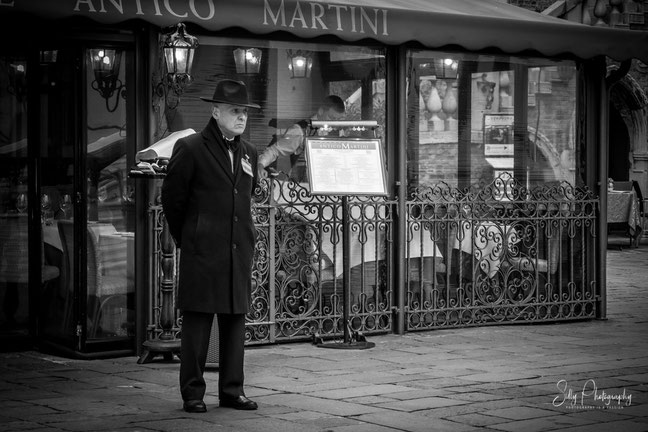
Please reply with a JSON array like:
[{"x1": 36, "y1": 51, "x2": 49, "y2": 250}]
[{"x1": 607, "y1": 190, "x2": 642, "y2": 247}]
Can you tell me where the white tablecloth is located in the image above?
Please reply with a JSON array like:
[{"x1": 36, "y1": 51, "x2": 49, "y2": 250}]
[{"x1": 608, "y1": 190, "x2": 642, "y2": 245}]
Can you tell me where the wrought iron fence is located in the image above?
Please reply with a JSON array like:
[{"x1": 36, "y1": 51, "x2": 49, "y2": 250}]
[
  {"x1": 247, "y1": 178, "x2": 393, "y2": 344},
  {"x1": 146, "y1": 175, "x2": 600, "y2": 346},
  {"x1": 405, "y1": 175, "x2": 599, "y2": 331}
]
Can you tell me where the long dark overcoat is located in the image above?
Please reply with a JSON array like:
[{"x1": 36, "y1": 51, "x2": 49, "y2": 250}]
[{"x1": 161, "y1": 118, "x2": 258, "y2": 314}]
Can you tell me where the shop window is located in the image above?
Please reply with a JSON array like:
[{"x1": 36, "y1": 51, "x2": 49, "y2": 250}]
[
  {"x1": 157, "y1": 37, "x2": 387, "y2": 185},
  {"x1": 406, "y1": 50, "x2": 578, "y2": 191}
]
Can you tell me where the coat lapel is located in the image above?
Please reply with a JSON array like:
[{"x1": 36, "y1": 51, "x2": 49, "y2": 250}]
[
  {"x1": 235, "y1": 142, "x2": 255, "y2": 187},
  {"x1": 202, "y1": 119, "x2": 235, "y2": 183},
  {"x1": 233, "y1": 146, "x2": 243, "y2": 185}
]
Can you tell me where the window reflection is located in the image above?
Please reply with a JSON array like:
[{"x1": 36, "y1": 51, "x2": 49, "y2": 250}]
[
  {"x1": 0, "y1": 56, "x2": 30, "y2": 335},
  {"x1": 85, "y1": 48, "x2": 134, "y2": 339},
  {"x1": 159, "y1": 38, "x2": 388, "y2": 330},
  {"x1": 407, "y1": 50, "x2": 577, "y2": 190},
  {"x1": 160, "y1": 38, "x2": 387, "y2": 186}
]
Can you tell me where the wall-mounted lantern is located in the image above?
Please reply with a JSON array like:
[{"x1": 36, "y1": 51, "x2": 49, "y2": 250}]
[
  {"x1": 154, "y1": 22, "x2": 199, "y2": 110},
  {"x1": 233, "y1": 48, "x2": 262, "y2": 74},
  {"x1": 435, "y1": 58, "x2": 458, "y2": 79},
  {"x1": 163, "y1": 22, "x2": 198, "y2": 95},
  {"x1": 89, "y1": 48, "x2": 124, "y2": 112},
  {"x1": 286, "y1": 49, "x2": 313, "y2": 78}
]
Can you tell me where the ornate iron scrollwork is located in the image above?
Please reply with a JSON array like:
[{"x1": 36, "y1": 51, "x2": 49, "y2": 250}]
[
  {"x1": 405, "y1": 175, "x2": 598, "y2": 330},
  {"x1": 248, "y1": 178, "x2": 393, "y2": 344}
]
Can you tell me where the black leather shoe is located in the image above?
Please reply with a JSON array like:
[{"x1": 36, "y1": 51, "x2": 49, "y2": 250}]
[
  {"x1": 219, "y1": 395, "x2": 258, "y2": 410},
  {"x1": 183, "y1": 400, "x2": 207, "y2": 413}
]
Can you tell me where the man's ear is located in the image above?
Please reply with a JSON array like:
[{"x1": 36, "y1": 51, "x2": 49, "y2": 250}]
[{"x1": 211, "y1": 105, "x2": 219, "y2": 119}]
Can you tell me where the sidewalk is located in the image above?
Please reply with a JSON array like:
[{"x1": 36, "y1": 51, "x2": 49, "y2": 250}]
[{"x1": 1, "y1": 246, "x2": 647, "y2": 432}]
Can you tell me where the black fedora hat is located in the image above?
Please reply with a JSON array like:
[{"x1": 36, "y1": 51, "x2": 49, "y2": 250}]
[{"x1": 200, "y1": 79, "x2": 260, "y2": 109}]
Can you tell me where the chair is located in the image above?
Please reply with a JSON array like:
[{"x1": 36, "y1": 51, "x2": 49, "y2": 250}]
[
  {"x1": 631, "y1": 181, "x2": 646, "y2": 247},
  {"x1": 57, "y1": 220, "x2": 128, "y2": 337}
]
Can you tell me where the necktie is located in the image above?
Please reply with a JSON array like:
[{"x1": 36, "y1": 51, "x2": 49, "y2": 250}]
[
  {"x1": 224, "y1": 137, "x2": 235, "y2": 172},
  {"x1": 225, "y1": 138, "x2": 236, "y2": 152}
]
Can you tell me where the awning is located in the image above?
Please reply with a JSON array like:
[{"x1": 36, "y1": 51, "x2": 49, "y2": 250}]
[{"x1": 4, "y1": 0, "x2": 647, "y2": 63}]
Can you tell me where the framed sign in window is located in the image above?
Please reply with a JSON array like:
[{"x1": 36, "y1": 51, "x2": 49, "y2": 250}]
[
  {"x1": 483, "y1": 114, "x2": 514, "y2": 156},
  {"x1": 304, "y1": 137, "x2": 387, "y2": 196}
]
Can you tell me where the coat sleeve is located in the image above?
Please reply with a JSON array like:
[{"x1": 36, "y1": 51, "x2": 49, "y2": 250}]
[
  {"x1": 248, "y1": 141, "x2": 259, "y2": 197},
  {"x1": 161, "y1": 138, "x2": 193, "y2": 247},
  {"x1": 257, "y1": 124, "x2": 303, "y2": 168}
]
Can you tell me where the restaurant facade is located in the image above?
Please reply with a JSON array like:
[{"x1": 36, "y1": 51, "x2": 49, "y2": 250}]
[{"x1": 1, "y1": 0, "x2": 647, "y2": 359}]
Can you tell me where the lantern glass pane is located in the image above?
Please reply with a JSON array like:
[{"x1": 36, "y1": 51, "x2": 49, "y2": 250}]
[
  {"x1": 185, "y1": 49, "x2": 195, "y2": 75},
  {"x1": 89, "y1": 49, "x2": 121, "y2": 80},
  {"x1": 164, "y1": 47, "x2": 175, "y2": 74},
  {"x1": 174, "y1": 48, "x2": 188, "y2": 74},
  {"x1": 233, "y1": 48, "x2": 246, "y2": 74},
  {"x1": 162, "y1": 22, "x2": 198, "y2": 78},
  {"x1": 247, "y1": 49, "x2": 261, "y2": 74}
]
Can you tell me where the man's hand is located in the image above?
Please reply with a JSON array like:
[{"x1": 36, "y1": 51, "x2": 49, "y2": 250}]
[{"x1": 257, "y1": 162, "x2": 268, "y2": 179}]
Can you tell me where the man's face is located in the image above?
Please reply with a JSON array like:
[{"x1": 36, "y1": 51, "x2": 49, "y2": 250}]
[{"x1": 213, "y1": 103, "x2": 249, "y2": 138}]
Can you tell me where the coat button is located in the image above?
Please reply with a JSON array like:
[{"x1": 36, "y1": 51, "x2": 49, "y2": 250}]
[
  {"x1": 234, "y1": 188, "x2": 238, "y2": 194},
  {"x1": 232, "y1": 244, "x2": 237, "y2": 249},
  {"x1": 234, "y1": 216, "x2": 238, "y2": 222}
]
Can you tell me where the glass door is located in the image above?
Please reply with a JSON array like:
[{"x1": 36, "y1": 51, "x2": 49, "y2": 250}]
[
  {"x1": 83, "y1": 45, "x2": 135, "y2": 348},
  {"x1": 0, "y1": 53, "x2": 31, "y2": 347},
  {"x1": 1, "y1": 34, "x2": 137, "y2": 356},
  {"x1": 36, "y1": 42, "x2": 136, "y2": 355},
  {"x1": 38, "y1": 47, "x2": 78, "y2": 347}
]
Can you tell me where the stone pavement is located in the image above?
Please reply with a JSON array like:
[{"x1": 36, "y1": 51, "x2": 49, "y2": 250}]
[{"x1": 1, "y1": 246, "x2": 647, "y2": 432}]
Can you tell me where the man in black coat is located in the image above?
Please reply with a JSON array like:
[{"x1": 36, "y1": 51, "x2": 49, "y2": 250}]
[{"x1": 161, "y1": 79, "x2": 260, "y2": 413}]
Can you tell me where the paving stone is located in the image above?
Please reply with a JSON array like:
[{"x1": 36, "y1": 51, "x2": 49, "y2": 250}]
[
  {"x1": 354, "y1": 410, "x2": 482, "y2": 432},
  {"x1": 344, "y1": 395, "x2": 397, "y2": 405},
  {"x1": 445, "y1": 412, "x2": 521, "y2": 427},
  {"x1": 255, "y1": 393, "x2": 385, "y2": 417},
  {"x1": 326, "y1": 423, "x2": 403, "y2": 431},
  {"x1": 375, "y1": 396, "x2": 469, "y2": 412},
  {"x1": 445, "y1": 391, "x2": 511, "y2": 402},
  {"x1": 384, "y1": 388, "x2": 450, "y2": 400},
  {"x1": 268, "y1": 409, "x2": 336, "y2": 421},
  {"x1": 538, "y1": 420, "x2": 648, "y2": 432},
  {"x1": 306, "y1": 384, "x2": 415, "y2": 399},
  {"x1": 485, "y1": 406, "x2": 559, "y2": 420},
  {"x1": 486, "y1": 413, "x2": 595, "y2": 432}
]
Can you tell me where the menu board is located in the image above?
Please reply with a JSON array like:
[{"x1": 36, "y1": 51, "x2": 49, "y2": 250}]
[{"x1": 304, "y1": 138, "x2": 387, "y2": 196}]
